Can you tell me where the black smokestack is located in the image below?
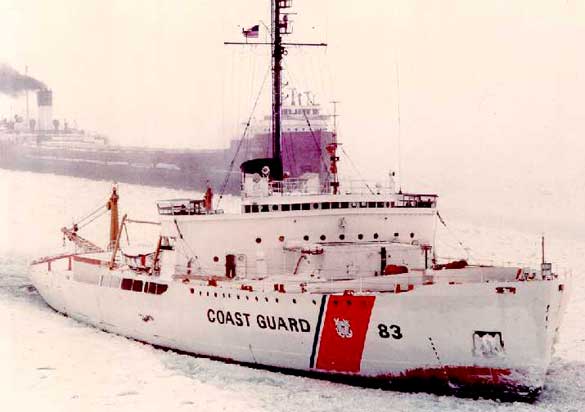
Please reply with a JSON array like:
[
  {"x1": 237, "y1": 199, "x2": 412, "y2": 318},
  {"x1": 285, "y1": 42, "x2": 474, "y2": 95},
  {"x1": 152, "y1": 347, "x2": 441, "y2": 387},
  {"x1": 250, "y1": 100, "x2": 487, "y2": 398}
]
[{"x1": 0, "y1": 64, "x2": 46, "y2": 97}]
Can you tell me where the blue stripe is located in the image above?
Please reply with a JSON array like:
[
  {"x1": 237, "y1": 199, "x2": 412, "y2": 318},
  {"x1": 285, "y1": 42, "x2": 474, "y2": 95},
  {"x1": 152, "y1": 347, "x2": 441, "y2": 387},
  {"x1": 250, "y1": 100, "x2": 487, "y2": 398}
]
[{"x1": 309, "y1": 295, "x2": 327, "y2": 369}]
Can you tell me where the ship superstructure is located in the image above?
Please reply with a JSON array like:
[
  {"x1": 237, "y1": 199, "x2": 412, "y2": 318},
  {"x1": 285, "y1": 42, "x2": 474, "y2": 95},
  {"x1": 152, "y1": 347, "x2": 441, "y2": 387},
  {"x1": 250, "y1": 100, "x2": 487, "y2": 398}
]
[{"x1": 29, "y1": 0, "x2": 569, "y2": 401}]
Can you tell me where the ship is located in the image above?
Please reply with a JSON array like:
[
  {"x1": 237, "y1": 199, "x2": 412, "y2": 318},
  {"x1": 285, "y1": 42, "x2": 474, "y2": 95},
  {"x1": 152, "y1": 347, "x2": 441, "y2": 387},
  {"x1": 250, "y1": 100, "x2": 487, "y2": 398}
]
[
  {"x1": 29, "y1": 0, "x2": 569, "y2": 401},
  {"x1": 0, "y1": 87, "x2": 334, "y2": 194}
]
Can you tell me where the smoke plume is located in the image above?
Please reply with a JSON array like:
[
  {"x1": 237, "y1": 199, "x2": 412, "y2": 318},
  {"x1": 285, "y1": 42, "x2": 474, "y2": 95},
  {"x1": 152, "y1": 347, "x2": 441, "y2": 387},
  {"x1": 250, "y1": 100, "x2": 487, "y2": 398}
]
[{"x1": 0, "y1": 64, "x2": 47, "y2": 96}]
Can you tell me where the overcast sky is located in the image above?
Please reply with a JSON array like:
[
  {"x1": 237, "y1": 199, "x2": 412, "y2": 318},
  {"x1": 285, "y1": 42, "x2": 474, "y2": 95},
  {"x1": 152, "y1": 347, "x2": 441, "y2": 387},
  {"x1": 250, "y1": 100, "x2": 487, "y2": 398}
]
[{"x1": 1, "y1": 0, "x2": 584, "y2": 192}]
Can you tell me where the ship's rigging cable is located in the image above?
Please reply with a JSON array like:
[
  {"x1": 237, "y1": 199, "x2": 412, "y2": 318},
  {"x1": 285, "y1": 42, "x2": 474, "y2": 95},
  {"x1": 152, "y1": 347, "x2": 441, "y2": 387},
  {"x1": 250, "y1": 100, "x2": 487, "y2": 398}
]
[
  {"x1": 76, "y1": 208, "x2": 108, "y2": 231},
  {"x1": 286, "y1": 69, "x2": 331, "y2": 176},
  {"x1": 395, "y1": 62, "x2": 403, "y2": 192},
  {"x1": 74, "y1": 199, "x2": 108, "y2": 227},
  {"x1": 339, "y1": 147, "x2": 375, "y2": 195},
  {"x1": 436, "y1": 211, "x2": 470, "y2": 258},
  {"x1": 217, "y1": 66, "x2": 271, "y2": 206}
]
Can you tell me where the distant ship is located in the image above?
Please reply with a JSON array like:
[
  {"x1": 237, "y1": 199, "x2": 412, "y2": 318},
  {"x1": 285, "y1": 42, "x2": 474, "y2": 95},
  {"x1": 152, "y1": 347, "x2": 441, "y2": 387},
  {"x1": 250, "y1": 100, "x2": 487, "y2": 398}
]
[{"x1": 0, "y1": 88, "x2": 335, "y2": 193}]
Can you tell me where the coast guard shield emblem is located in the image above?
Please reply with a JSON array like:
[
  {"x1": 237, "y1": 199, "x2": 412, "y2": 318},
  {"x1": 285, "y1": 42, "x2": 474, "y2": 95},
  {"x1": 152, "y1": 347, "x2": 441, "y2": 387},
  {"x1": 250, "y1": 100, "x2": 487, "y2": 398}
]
[{"x1": 334, "y1": 318, "x2": 353, "y2": 339}]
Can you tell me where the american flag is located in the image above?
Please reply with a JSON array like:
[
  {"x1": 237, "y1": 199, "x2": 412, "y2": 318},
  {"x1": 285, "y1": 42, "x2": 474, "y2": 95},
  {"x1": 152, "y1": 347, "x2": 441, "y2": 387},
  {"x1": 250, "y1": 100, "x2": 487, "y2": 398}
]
[{"x1": 242, "y1": 24, "x2": 259, "y2": 38}]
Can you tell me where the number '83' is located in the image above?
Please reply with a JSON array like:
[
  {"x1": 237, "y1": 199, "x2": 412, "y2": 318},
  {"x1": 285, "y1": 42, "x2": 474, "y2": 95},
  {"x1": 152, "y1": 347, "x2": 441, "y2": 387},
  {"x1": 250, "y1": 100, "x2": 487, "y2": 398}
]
[{"x1": 377, "y1": 323, "x2": 403, "y2": 339}]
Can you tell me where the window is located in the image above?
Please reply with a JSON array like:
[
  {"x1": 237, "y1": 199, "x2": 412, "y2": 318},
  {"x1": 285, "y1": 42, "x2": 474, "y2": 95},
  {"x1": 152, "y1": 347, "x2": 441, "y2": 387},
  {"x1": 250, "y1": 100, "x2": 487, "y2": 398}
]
[
  {"x1": 321, "y1": 202, "x2": 330, "y2": 210},
  {"x1": 303, "y1": 235, "x2": 309, "y2": 241},
  {"x1": 251, "y1": 204, "x2": 259, "y2": 213},
  {"x1": 244, "y1": 205, "x2": 251, "y2": 213},
  {"x1": 132, "y1": 280, "x2": 143, "y2": 292},
  {"x1": 302, "y1": 203, "x2": 310, "y2": 211},
  {"x1": 331, "y1": 202, "x2": 340, "y2": 209},
  {"x1": 377, "y1": 202, "x2": 385, "y2": 208},
  {"x1": 313, "y1": 203, "x2": 319, "y2": 209},
  {"x1": 320, "y1": 235, "x2": 326, "y2": 241},
  {"x1": 156, "y1": 284, "x2": 168, "y2": 295},
  {"x1": 256, "y1": 237, "x2": 262, "y2": 244},
  {"x1": 282, "y1": 204, "x2": 290, "y2": 211},
  {"x1": 261, "y1": 205, "x2": 269, "y2": 212},
  {"x1": 358, "y1": 234, "x2": 363, "y2": 240},
  {"x1": 340, "y1": 202, "x2": 349, "y2": 209},
  {"x1": 121, "y1": 278, "x2": 133, "y2": 291},
  {"x1": 292, "y1": 204, "x2": 301, "y2": 211},
  {"x1": 373, "y1": 233, "x2": 379, "y2": 240},
  {"x1": 148, "y1": 282, "x2": 157, "y2": 294},
  {"x1": 272, "y1": 204, "x2": 279, "y2": 211},
  {"x1": 339, "y1": 234, "x2": 345, "y2": 240},
  {"x1": 410, "y1": 232, "x2": 415, "y2": 238},
  {"x1": 368, "y1": 202, "x2": 376, "y2": 208}
]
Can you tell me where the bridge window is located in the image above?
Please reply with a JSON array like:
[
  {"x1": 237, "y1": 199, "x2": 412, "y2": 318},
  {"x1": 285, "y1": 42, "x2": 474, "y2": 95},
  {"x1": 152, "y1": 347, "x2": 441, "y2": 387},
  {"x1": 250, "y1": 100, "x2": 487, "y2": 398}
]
[{"x1": 132, "y1": 280, "x2": 143, "y2": 292}]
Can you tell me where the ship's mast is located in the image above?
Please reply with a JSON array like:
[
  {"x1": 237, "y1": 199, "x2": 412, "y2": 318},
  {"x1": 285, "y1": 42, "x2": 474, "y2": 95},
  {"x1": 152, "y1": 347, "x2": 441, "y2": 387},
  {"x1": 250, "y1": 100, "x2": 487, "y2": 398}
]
[
  {"x1": 224, "y1": 1, "x2": 326, "y2": 169},
  {"x1": 271, "y1": 0, "x2": 284, "y2": 163}
]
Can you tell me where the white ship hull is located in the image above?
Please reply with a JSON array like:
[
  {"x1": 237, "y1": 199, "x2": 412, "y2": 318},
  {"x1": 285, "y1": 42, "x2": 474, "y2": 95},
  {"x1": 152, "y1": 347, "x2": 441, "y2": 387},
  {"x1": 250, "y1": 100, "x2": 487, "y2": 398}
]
[{"x1": 30, "y1": 255, "x2": 568, "y2": 400}]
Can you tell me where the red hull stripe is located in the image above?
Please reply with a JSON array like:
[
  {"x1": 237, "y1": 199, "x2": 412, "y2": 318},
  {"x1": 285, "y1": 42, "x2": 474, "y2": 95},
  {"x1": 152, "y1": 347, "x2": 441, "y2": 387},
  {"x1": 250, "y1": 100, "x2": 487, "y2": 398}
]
[
  {"x1": 73, "y1": 256, "x2": 104, "y2": 266},
  {"x1": 315, "y1": 295, "x2": 375, "y2": 373}
]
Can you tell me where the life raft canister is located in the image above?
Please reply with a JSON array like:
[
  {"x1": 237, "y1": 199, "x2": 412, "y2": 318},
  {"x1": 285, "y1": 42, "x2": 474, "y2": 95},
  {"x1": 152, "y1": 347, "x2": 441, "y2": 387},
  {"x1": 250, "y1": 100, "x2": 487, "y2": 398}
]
[{"x1": 384, "y1": 264, "x2": 409, "y2": 275}]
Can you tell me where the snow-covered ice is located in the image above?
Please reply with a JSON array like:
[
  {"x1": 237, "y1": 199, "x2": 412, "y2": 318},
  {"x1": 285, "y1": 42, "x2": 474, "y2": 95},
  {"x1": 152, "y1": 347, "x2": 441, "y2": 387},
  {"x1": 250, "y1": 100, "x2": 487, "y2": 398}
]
[{"x1": 1, "y1": 169, "x2": 584, "y2": 411}]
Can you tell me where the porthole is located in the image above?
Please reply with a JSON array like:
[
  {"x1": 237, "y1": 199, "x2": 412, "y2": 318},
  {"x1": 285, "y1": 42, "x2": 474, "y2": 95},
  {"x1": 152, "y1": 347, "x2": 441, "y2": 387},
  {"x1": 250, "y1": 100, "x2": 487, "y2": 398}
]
[
  {"x1": 293, "y1": 299, "x2": 297, "y2": 304},
  {"x1": 373, "y1": 233, "x2": 379, "y2": 239},
  {"x1": 312, "y1": 300, "x2": 317, "y2": 305},
  {"x1": 358, "y1": 234, "x2": 364, "y2": 240},
  {"x1": 313, "y1": 203, "x2": 319, "y2": 209},
  {"x1": 272, "y1": 204, "x2": 279, "y2": 211},
  {"x1": 222, "y1": 293, "x2": 225, "y2": 298},
  {"x1": 214, "y1": 292, "x2": 217, "y2": 298},
  {"x1": 213, "y1": 256, "x2": 219, "y2": 262},
  {"x1": 206, "y1": 291, "x2": 210, "y2": 297},
  {"x1": 237, "y1": 295, "x2": 240, "y2": 299},
  {"x1": 410, "y1": 232, "x2": 415, "y2": 238},
  {"x1": 199, "y1": 291, "x2": 202, "y2": 296},
  {"x1": 278, "y1": 235, "x2": 285, "y2": 242},
  {"x1": 320, "y1": 235, "x2": 326, "y2": 241},
  {"x1": 265, "y1": 297, "x2": 269, "y2": 302},
  {"x1": 256, "y1": 237, "x2": 262, "y2": 244},
  {"x1": 190, "y1": 288, "x2": 194, "y2": 294},
  {"x1": 394, "y1": 232, "x2": 399, "y2": 237},
  {"x1": 246, "y1": 296, "x2": 249, "y2": 300},
  {"x1": 255, "y1": 296, "x2": 259, "y2": 301},
  {"x1": 339, "y1": 234, "x2": 345, "y2": 240},
  {"x1": 303, "y1": 235, "x2": 309, "y2": 241}
]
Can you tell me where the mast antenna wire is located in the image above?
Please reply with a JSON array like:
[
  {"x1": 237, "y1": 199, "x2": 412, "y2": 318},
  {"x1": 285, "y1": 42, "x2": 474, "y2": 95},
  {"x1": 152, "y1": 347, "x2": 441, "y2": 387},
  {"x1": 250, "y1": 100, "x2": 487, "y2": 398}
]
[
  {"x1": 286, "y1": 69, "x2": 330, "y2": 175},
  {"x1": 395, "y1": 61, "x2": 403, "y2": 192},
  {"x1": 437, "y1": 211, "x2": 470, "y2": 259},
  {"x1": 339, "y1": 146, "x2": 375, "y2": 195},
  {"x1": 217, "y1": 67, "x2": 272, "y2": 206}
]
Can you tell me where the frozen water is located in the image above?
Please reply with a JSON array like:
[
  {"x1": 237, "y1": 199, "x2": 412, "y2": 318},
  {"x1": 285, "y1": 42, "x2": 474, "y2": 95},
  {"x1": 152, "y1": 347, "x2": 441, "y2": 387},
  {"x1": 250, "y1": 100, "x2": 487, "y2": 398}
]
[{"x1": 1, "y1": 169, "x2": 584, "y2": 411}]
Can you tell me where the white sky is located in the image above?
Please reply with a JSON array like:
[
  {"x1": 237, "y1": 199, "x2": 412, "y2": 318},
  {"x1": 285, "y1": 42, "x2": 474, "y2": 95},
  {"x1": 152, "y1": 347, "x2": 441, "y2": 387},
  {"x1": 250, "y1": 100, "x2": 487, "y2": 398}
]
[{"x1": 1, "y1": 0, "x2": 584, "y2": 189}]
